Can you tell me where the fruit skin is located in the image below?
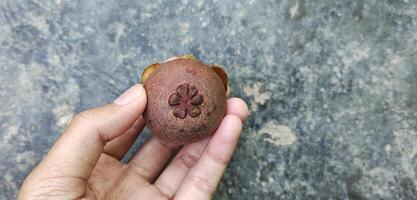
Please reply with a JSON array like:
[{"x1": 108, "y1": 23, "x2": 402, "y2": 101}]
[{"x1": 143, "y1": 58, "x2": 227, "y2": 145}]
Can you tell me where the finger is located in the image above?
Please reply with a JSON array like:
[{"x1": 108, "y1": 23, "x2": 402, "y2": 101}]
[
  {"x1": 128, "y1": 137, "x2": 179, "y2": 182},
  {"x1": 153, "y1": 138, "x2": 210, "y2": 198},
  {"x1": 226, "y1": 98, "x2": 249, "y2": 121},
  {"x1": 31, "y1": 84, "x2": 147, "y2": 181},
  {"x1": 103, "y1": 117, "x2": 145, "y2": 160},
  {"x1": 153, "y1": 99, "x2": 248, "y2": 198},
  {"x1": 175, "y1": 115, "x2": 243, "y2": 200}
]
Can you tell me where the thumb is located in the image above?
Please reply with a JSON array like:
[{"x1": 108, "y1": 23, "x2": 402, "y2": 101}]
[{"x1": 33, "y1": 84, "x2": 147, "y2": 180}]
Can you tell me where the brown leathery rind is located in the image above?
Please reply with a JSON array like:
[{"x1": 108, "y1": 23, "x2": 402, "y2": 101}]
[{"x1": 143, "y1": 58, "x2": 227, "y2": 145}]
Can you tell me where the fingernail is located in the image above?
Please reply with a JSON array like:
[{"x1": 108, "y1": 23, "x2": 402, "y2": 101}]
[{"x1": 114, "y1": 84, "x2": 144, "y2": 106}]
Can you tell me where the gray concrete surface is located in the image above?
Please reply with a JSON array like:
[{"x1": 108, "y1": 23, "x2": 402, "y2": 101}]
[{"x1": 1, "y1": 0, "x2": 417, "y2": 199}]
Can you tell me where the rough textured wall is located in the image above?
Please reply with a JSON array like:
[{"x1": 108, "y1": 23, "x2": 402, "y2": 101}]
[{"x1": 1, "y1": 0, "x2": 417, "y2": 199}]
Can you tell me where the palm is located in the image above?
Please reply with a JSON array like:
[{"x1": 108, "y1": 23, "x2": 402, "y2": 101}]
[{"x1": 85, "y1": 154, "x2": 167, "y2": 199}]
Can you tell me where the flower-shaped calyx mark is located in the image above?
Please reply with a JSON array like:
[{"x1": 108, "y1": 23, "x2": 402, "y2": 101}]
[{"x1": 168, "y1": 83, "x2": 204, "y2": 119}]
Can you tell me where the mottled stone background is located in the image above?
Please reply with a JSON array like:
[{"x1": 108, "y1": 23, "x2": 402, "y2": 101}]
[{"x1": 1, "y1": 0, "x2": 417, "y2": 199}]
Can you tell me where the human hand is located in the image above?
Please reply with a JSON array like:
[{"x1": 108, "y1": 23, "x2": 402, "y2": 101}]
[{"x1": 18, "y1": 84, "x2": 248, "y2": 200}]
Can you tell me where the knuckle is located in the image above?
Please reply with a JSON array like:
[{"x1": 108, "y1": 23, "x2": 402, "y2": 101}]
[
  {"x1": 155, "y1": 181, "x2": 175, "y2": 199},
  {"x1": 179, "y1": 150, "x2": 199, "y2": 169},
  {"x1": 75, "y1": 110, "x2": 94, "y2": 120},
  {"x1": 206, "y1": 148, "x2": 229, "y2": 166},
  {"x1": 128, "y1": 162, "x2": 153, "y2": 179},
  {"x1": 190, "y1": 175, "x2": 216, "y2": 195},
  {"x1": 72, "y1": 110, "x2": 95, "y2": 125}
]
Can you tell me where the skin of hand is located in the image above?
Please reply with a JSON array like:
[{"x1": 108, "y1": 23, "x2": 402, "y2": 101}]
[{"x1": 17, "y1": 84, "x2": 249, "y2": 200}]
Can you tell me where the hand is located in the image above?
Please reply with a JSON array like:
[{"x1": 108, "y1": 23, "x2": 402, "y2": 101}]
[{"x1": 18, "y1": 84, "x2": 249, "y2": 200}]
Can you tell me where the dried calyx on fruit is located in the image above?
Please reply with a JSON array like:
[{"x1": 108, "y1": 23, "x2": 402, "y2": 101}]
[
  {"x1": 141, "y1": 55, "x2": 228, "y2": 145},
  {"x1": 168, "y1": 83, "x2": 204, "y2": 119}
]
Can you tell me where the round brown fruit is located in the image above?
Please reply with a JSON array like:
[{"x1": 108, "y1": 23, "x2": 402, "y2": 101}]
[{"x1": 141, "y1": 56, "x2": 228, "y2": 145}]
